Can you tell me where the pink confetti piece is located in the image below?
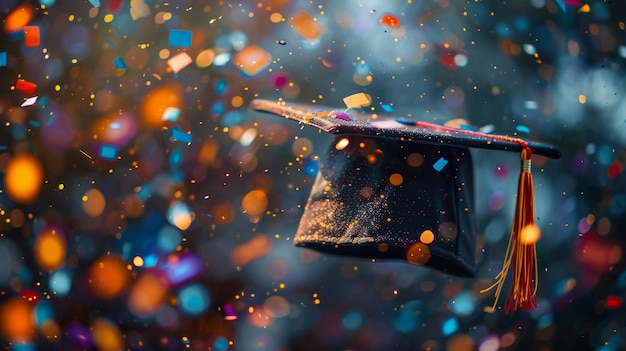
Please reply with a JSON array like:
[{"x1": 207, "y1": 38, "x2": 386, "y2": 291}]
[
  {"x1": 167, "y1": 52, "x2": 192, "y2": 74},
  {"x1": 21, "y1": 96, "x2": 38, "y2": 107}
]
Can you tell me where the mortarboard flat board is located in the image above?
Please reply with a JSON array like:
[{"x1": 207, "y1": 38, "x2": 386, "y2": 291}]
[{"x1": 250, "y1": 98, "x2": 561, "y2": 314}]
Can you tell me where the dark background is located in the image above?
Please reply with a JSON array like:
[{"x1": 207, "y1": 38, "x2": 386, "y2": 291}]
[{"x1": 1, "y1": 0, "x2": 626, "y2": 350}]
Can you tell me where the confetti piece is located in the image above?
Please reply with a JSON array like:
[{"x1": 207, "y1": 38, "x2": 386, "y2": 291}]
[
  {"x1": 442, "y1": 317, "x2": 459, "y2": 336},
  {"x1": 432, "y1": 157, "x2": 449, "y2": 172},
  {"x1": 381, "y1": 104, "x2": 394, "y2": 112},
  {"x1": 289, "y1": 10, "x2": 324, "y2": 43},
  {"x1": 327, "y1": 110, "x2": 351, "y2": 121},
  {"x1": 88, "y1": 0, "x2": 101, "y2": 7},
  {"x1": 167, "y1": 52, "x2": 192, "y2": 73},
  {"x1": 607, "y1": 160, "x2": 623, "y2": 179},
  {"x1": 21, "y1": 96, "x2": 38, "y2": 107},
  {"x1": 0, "y1": 52, "x2": 6, "y2": 67},
  {"x1": 379, "y1": 13, "x2": 401, "y2": 28},
  {"x1": 222, "y1": 304, "x2": 237, "y2": 320},
  {"x1": 108, "y1": 0, "x2": 123, "y2": 13},
  {"x1": 113, "y1": 56, "x2": 126, "y2": 69},
  {"x1": 130, "y1": 0, "x2": 150, "y2": 20},
  {"x1": 99, "y1": 144, "x2": 118, "y2": 160},
  {"x1": 162, "y1": 107, "x2": 181, "y2": 122},
  {"x1": 555, "y1": 0, "x2": 566, "y2": 12},
  {"x1": 343, "y1": 92, "x2": 372, "y2": 109},
  {"x1": 23, "y1": 26, "x2": 40, "y2": 47},
  {"x1": 167, "y1": 202, "x2": 194, "y2": 230},
  {"x1": 516, "y1": 125, "x2": 530, "y2": 134},
  {"x1": 233, "y1": 44, "x2": 272, "y2": 76},
  {"x1": 171, "y1": 127, "x2": 192, "y2": 143},
  {"x1": 433, "y1": 44, "x2": 467, "y2": 70},
  {"x1": 169, "y1": 29, "x2": 193, "y2": 48},
  {"x1": 29, "y1": 119, "x2": 40, "y2": 127},
  {"x1": 79, "y1": 149, "x2": 93, "y2": 159},
  {"x1": 604, "y1": 296, "x2": 623, "y2": 310},
  {"x1": 479, "y1": 124, "x2": 495, "y2": 134},
  {"x1": 578, "y1": 4, "x2": 591, "y2": 13},
  {"x1": 15, "y1": 79, "x2": 37, "y2": 94}
]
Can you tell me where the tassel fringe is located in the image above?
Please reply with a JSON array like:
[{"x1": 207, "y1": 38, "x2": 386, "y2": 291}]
[{"x1": 481, "y1": 146, "x2": 539, "y2": 314}]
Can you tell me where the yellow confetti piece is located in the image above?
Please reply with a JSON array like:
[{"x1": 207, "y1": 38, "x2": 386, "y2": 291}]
[{"x1": 342, "y1": 92, "x2": 372, "y2": 109}]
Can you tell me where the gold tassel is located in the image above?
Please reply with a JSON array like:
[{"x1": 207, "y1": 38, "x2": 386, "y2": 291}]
[{"x1": 482, "y1": 146, "x2": 539, "y2": 314}]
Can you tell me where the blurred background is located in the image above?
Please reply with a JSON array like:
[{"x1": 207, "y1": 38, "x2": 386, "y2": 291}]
[{"x1": 1, "y1": 0, "x2": 625, "y2": 350}]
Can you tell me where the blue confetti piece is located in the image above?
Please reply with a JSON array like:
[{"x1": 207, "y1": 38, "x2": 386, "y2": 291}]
[
  {"x1": 113, "y1": 56, "x2": 126, "y2": 69},
  {"x1": 144, "y1": 253, "x2": 158, "y2": 267},
  {"x1": 162, "y1": 107, "x2": 181, "y2": 122},
  {"x1": 432, "y1": 157, "x2": 449, "y2": 172},
  {"x1": 211, "y1": 100, "x2": 226, "y2": 115},
  {"x1": 304, "y1": 160, "x2": 319, "y2": 177},
  {"x1": 214, "y1": 79, "x2": 228, "y2": 95},
  {"x1": 442, "y1": 317, "x2": 459, "y2": 336},
  {"x1": 213, "y1": 337, "x2": 230, "y2": 351},
  {"x1": 516, "y1": 125, "x2": 530, "y2": 134},
  {"x1": 169, "y1": 29, "x2": 192, "y2": 48},
  {"x1": 88, "y1": 0, "x2": 100, "y2": 7},
  {"x1": 99, "y1": 144, "x2": 118, "y2": 160},
  {"x1": 169, "y1": 148, "x2": 183, "y2": 166},
  {"x1": 0, "y1": 52, "x2": 6, "y2": 67},
  {"x1": 171, "y1": 127, "x2": 192, "y2": 143},
  {"x1": 29, "y1": 120, "x2": 40, "y2": 127},
  {"x1": 381, "y1": 104, "x2": 394, "y2": 112},
  {"x1": 555, "y1": 0, "x2": 566, "y2": 12}
]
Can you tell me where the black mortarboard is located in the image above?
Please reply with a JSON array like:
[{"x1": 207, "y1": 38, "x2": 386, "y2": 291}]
[{"x1": 250, "y1": 98, "x2": 561, "y2": 313}]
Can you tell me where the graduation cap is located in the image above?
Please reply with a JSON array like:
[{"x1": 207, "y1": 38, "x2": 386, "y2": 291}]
[{"x1": 250, "y1": 98, "x2": 561, "y2": 314}]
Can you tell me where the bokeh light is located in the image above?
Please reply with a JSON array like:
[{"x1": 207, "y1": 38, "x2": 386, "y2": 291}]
[
  {"x1": 128, "y1": 272, "x2": 168, "y2": 317},
  {"x1": 82, "y1": 188, "x2": 106, "y2": 217},
  {"x1": 91, "y1": 318, "x2": 123, "y2": 351},
  {"x1": 0, "y1": 1, "x2": 623, "y2": 350},
  {"x1": 140, "y1": 83, "x2": 183, "y2": 128},
  {"x1": 0, "y1": 298, "x2": 36, "y2": 342},
  {"x1": 34, "y1": 228, "x2": 66, "y2": 271},
  {"x1": 4, "y1": 153, "x2": 44, "y2": 204},
  {"x1": 177, "y1": 284, "x2": 211, "y2": 316},
  {"x1": 88, "y1": 255, "x2": 130, "y2": 299}
]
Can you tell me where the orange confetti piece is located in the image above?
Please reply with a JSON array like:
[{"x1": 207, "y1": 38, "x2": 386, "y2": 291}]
[
  {"x1": 4, "y1": 5, "x2": 34, "y2": 33},
  {"x1": 289, "y1": 10, "x2": 324, "y2": 42},
  {"x1": 379, "y1": 13, "x2": 401, "y2": 28},
  {"x1": 23, "y1": 26, "x2": 40, "y2": 47},
  {"x1": 15, "y1": 79, "x2": 37, "y2": 94},
  {"x1": 233, "y1": 44, "x2": 272, "y2": 76}
]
